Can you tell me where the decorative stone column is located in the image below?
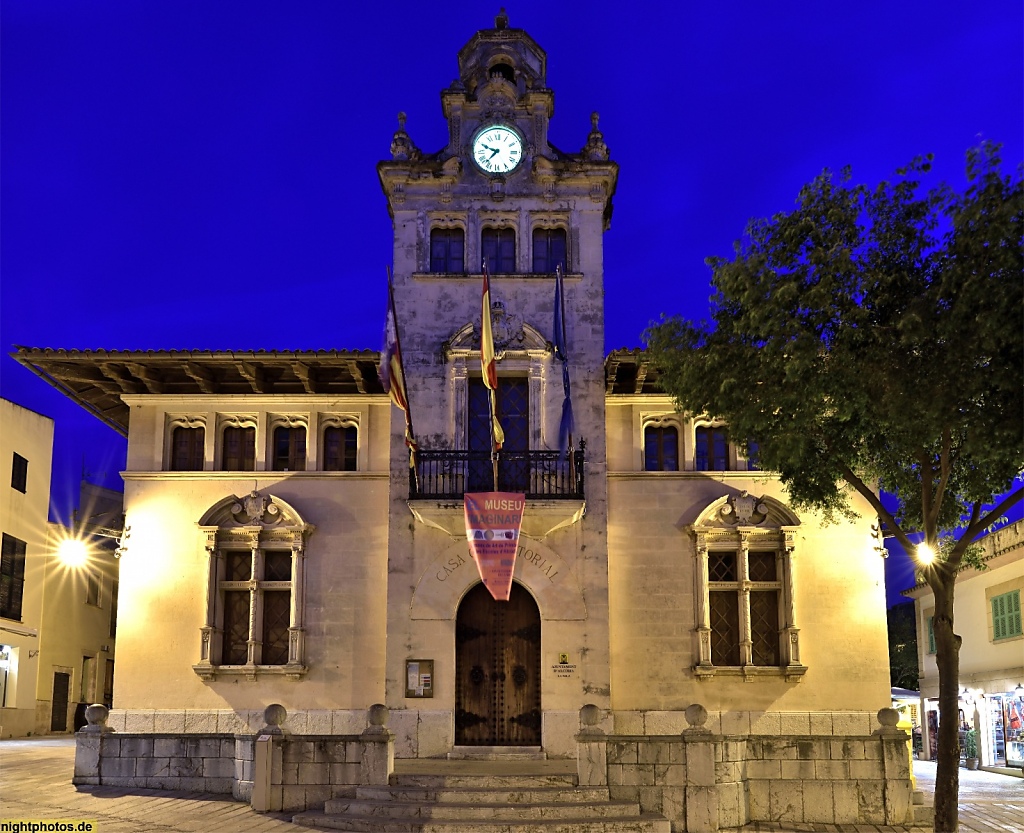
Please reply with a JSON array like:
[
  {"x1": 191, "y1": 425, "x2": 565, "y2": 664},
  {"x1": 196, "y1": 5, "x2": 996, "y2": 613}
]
[
  {"x1": 360, "y1": 704, "x2": 395, "y2": 785},
  {"x1": 683, "y1": 703, "x2": 718, "y2": 833},
  {"x1": 874, "y1": 707, "x2": 913, "y2": 825},
  {"x1": 576, "y1": 703, "x2": 607, "y2": 786},
  {"x1": 73, "y1": 704, "x2": 115, "y2": 787}
]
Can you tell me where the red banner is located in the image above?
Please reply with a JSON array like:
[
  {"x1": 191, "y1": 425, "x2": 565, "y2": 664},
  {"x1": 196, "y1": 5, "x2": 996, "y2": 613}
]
[{"x1": 464, "y1": 492, "x2": 525, "y2": 601}]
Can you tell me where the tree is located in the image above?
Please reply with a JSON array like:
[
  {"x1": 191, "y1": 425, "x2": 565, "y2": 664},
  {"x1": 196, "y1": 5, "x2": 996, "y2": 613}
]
[
  {"x1": 645, "y1": 143, "x2": 1023, "y2": 832},
  {"x1": 887, "y1": 602, "x2": 919, "y2": 691}
]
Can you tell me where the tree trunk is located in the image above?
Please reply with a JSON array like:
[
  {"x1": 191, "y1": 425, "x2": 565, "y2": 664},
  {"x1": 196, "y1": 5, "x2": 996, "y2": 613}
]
[{"x1": 931, "y1": 570, "x2": 961, "y2": 832}]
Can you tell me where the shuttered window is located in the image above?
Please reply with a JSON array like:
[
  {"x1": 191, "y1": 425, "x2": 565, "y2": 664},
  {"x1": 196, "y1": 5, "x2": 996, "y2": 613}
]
[
  {"x1": 991, "y1": 591, "x2": 1022, "y2": 641},
  {"x1": 0, "y1": 534, "x2": 27, "y2": 621}
]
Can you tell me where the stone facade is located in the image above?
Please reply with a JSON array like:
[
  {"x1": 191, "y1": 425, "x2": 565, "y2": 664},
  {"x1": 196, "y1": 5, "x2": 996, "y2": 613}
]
[{"x1": 18, "y1": 13, "x2": 903, "y2": 827}]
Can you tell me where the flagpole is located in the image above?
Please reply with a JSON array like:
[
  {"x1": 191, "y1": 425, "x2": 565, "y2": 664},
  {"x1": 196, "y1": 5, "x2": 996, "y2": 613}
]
[
  {"x1": 557, "y1": 265, "x2": 576, "y2": 486},
  {"x1": 481, "y1": 260, "x2": 501, "y2": 492},
  {"x1": 386, "y1": 266, "x2": 419, "y2": 493}
]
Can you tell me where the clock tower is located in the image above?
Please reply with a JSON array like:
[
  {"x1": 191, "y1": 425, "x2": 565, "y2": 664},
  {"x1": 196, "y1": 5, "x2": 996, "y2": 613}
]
[{"x1": 377, "y1": 12, "x2": 618, "y2": 756}]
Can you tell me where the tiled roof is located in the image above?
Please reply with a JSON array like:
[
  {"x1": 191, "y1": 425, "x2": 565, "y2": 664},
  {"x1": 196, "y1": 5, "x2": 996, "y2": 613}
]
[{"x1": 10, "y1": 347, "x2": 385, "y2": 435}]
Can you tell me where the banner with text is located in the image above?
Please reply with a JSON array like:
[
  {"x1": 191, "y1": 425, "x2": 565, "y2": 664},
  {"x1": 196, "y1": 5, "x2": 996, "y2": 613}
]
[{"x1": 464, "y1": 492, "x2": 525, "y2": 601}]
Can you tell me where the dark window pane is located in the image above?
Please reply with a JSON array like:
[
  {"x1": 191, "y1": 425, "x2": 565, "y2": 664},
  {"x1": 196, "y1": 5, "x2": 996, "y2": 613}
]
[
  {"x1": 644, "y1": 426, "x2": 678, "y2": 471},
  {"x1": 750, "y1": 591, "x2": 780, "y2": 665},
  {"x1": 224, "y1": 551, "x2": 252, "y2": 581},
  {"x1": 467, "y1": 378, "x2": 529, "y2": 491},
  {"x1": 695, "y1": 427, "x2": 729, "y2": 471},
  {"x1": 532, "y1": 228, "x2": 567, "y2": 273},
  {"x1": 109, "y1": 581, "x2": 118, "y2": 638},
  {"x1": 11, "y1": 453, "x2": 28, "y2": 493},
  {"x1": 323, "y1": 426, "x2": 357, "y2": 471},
  {"x1": 222, "y1": 427, "x2": 255, "y2": 471},
  {"x1": 263, "y1": 552, "x2": 292, "y2": 582},
  {"x1": 748, "y1": 552, "x2": 777, "y2": 582},
  {"x1": 222, "y1": 590, "x2": 250, "y2": 665},
  {"x1": 482, "y1": 227, "x2": 515, "y2": 273},
  {"x1": 261, "y1": 590, "x2": 291, "y2": 665},
  {"x1": 273, "y1": 427, "x2": 306, "y2": 471},
  {"x1": 171, "y1": 427, "x2": 204, "y2": 471},
  {"x1": 708, "y1": 551, "x2": 737, "y2": 582},
  {"x1": 430, "y1": 228, "x2": 465, "y2": 273},
  {"x1": 709, "y1": 590, "x2": 741, "y2": 666},
  {"x1": 746, "y1": 440, "x2": 761, "y2": 471},
  {"x1": 0, "y1": 533, "x2": 27, "y2": 620}
]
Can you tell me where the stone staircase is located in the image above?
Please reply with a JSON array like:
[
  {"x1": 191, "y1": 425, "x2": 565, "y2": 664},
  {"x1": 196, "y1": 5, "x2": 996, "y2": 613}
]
[{"x1": 292, "y1": 760, "x2": 671, "y2": 833}]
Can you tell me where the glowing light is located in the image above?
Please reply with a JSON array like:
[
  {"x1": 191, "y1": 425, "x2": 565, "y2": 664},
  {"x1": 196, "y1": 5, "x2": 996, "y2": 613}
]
[
  {"x1": 916, "y1": 543, "x2": 936, "y2": 565},
  {"x1": 57, "y1": 538, "x2": 89, "y2": 567}
]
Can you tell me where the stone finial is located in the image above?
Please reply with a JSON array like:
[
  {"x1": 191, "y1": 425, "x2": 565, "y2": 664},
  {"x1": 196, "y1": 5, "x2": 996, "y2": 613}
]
[
  {"x1": 874, "y1": 707, "x2": 902, "y2": 735},
  {"x1": 364, "y1": 703, "x2": 391, "y2": 737},
  {"x1": 684, "y1": 703, "x2": 711, "y2": 734},
  {"x1": 495, "y1": 8, "x2": 509, "y2": 29},
  {"x1": 80, "y1": 703, "x2": 114, "y2": 734},
  {"x1": 582, "y1": 111, "x2": 609, "y2": 161},
  {"x1": 390, "y1": 112, "x2": 420, "y2": 162},
  {"x1": 260, "y1": 703, "x2": 287, "y2": 735},
  {"x1": 579, "y1": 703, "x2": 605, "y2": 737}
]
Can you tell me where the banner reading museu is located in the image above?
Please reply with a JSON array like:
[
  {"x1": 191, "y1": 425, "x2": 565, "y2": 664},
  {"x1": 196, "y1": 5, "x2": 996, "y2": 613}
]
[{"x1": 464, "y1": 492, "x2": 526, "y2": 601}]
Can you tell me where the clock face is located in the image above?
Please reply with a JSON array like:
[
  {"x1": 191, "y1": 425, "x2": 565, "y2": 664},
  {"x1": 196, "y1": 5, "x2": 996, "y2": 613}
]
[{"x1": 472, "y1": 125, "x2": 523, "y2": 174}]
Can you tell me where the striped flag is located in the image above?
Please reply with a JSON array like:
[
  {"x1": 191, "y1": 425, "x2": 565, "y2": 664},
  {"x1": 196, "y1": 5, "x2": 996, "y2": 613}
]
[
  {"x1": 480, "y1": 265, "x2": 505, "y2": 448},
  {"x1": 380, "y1": 271, "x2": 418, "y2": 468}
]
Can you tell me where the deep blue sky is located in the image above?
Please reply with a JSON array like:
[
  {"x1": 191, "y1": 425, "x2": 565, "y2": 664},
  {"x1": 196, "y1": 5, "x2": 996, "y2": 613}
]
[{"x1": 2, "y1": 1, "x2": 1021, "y2": 602}]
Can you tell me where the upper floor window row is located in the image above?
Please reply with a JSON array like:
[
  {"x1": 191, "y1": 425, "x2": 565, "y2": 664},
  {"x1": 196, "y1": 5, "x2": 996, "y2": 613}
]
[
  {"x1": 429, "y1": 227, "x2": 567, "y2": 275},
  {"x1": 643, "y1": 424, "x2": 760, "y2": 472},
  {"x1": 168, "y1": 420, "x2": 357, "y2": 473}
]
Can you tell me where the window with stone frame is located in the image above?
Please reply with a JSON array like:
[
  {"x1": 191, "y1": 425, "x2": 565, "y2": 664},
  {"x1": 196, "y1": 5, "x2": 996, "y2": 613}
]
[
  {"x1": 194, "y1": 491, "x2": 312, "y2": 681},
  {"x1": 171, "y1": 426, "x2": 205, "y2": 471},
  {"x1": 644, "y1": 424, "x2": 679, "y2": 471},
  {"x1": 430, "y1": 227, "x2": 465, "y2": 273},
  {"x1": 0, "y1": 533, "x2": 27, "y2": 621},
  {"x1": 221, "y1": 424, "x2": 256, "y2": 471},
  {"x1": 695, "y1": 425, "x2": 730, "y2": 471},
  {"x1": 272, "y1": 426, "x2": 307, "y2": 471},
  {"x1": 693, "y1": 493, "x2": 805, "y2": 680},
  {"x1": 532, "y1": 227, "x2": 567, "y2": 273},
  {"x1": 322, "y1": 423, "x2": 358, "y2": 471},
  {"x1": 482, "y1": 227, "x2": 516, "y2": 273}
]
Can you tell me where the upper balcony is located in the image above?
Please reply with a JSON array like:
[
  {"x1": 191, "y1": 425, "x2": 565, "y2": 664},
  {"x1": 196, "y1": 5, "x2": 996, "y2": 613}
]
[{"x1": 410, "y1": 446, "x2": 585, "y2": 501}]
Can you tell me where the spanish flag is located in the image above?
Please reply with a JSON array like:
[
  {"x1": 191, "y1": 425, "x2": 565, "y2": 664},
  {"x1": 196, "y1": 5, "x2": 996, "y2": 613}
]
[
  {"x1": 380, "y1": 270, "x2": 417, "y2": 468},
  {"x1": 480, "y1": 265, "x2": 505, "y2": 449}
]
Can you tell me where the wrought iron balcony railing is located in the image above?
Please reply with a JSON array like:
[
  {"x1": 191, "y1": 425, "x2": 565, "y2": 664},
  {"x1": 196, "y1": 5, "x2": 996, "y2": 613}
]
[{"x1": 410, "y1": 445, "x2": 585, "y2": 500}]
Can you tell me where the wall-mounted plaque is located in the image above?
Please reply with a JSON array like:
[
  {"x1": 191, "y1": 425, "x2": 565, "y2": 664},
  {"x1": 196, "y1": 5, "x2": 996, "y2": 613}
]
[{"x1": 406, "y1": 659, "x2": 434, "y2": 698}]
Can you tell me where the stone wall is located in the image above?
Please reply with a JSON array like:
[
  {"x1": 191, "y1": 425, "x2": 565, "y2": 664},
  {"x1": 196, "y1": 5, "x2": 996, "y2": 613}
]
[{"x1": 577, "y1": 706, "x2": 915, "y2": 831}]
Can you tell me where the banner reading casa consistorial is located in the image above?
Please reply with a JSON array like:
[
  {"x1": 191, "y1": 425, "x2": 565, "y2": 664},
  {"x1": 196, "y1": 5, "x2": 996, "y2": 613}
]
[{"x1": 464, "y1": 492, "x2": 526, "y2": 601}]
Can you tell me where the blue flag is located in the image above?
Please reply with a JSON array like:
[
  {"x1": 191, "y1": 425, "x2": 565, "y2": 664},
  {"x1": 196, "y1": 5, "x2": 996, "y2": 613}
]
[{"x1": 553, "y1": 266, "x2": 574, "y2": 455}]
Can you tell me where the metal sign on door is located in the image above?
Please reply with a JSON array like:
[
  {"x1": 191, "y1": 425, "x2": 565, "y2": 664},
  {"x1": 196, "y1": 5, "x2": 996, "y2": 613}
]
[{"x1": 455, "y1": 582, "x2": 541, "y2": 745}]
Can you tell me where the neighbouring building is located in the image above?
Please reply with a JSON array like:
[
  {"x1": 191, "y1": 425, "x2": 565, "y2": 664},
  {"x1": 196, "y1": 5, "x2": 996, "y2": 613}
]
[
  {"x1": 13, "y1": 14, "x2": 914, "y2": 829},
  {"x1": 904, "y1": 520, "x2": 1024, "y2": 770},
  {"x1": 0, "y1": 398, "x2": 121, "y2": 738}
]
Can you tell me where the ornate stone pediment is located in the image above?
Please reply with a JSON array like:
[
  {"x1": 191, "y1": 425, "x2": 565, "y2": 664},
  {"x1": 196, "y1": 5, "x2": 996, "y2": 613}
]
[
  {"x1": 197, "y1": 490, "x2": 308, "y2": 529},
  {"x1": 443, "y1": 305, "x2": 549, "y2": 360},
  {"x1": 693, "y1": 492, "x2": 800, "y2": 529}
]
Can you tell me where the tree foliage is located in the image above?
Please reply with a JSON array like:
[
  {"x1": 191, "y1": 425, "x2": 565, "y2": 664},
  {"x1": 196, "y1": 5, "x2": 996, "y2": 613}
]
[{"x1": 646, "y1": 143, "x2": 1023, "y2": 832}]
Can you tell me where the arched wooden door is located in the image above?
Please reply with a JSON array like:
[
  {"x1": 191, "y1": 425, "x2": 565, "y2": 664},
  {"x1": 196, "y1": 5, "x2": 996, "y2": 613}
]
[{"x1": 455, "y1": 581, "x2": 541, "y2": 746}]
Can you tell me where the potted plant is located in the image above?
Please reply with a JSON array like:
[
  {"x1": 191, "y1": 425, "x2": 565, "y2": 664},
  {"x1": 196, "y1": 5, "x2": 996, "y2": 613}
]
[{"x1": 964, "y1": 729, "x2": 980, "y2": 770}]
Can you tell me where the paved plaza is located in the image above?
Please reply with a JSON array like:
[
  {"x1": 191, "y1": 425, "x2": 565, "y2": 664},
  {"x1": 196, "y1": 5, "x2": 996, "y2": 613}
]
[{"x1": 0, "y1": 737, "x2": 1021, "y2": 832}]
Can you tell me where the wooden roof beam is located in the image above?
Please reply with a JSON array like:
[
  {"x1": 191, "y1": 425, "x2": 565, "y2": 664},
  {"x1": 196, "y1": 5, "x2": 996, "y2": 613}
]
[
  {"x1": 292, "y1": 362, "x2": 318, "y2": 394},
  {"x1": 346, "y1": 360, "x2": 368, "y2": 394},
  {"x1": 236, "y1": 361, "x2": 267, "y2": 393},
  {"x1": 184, "y1": 362, "x2": 217, "y2": 394}
]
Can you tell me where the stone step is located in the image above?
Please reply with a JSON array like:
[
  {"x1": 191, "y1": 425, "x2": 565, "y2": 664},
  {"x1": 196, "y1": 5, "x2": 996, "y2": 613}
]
[
  {"x1": 291, "y1": 813, "x2": 672, "y2": 833},
  {"x1": 391, "y1": 774, "x2": 578, "y2": 789},
  {"x1": 323, "y1": 797, "x2": 641, "y2": 821},
  {"x1": 355, "y1": 786, "x2": 612, "y2": 804},
  {"x1": 447, "y1": 746, "x2": 546, "y2": 760}
]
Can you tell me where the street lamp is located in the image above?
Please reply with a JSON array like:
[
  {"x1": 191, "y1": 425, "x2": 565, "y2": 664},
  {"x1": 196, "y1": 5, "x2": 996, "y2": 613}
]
[
  {"x1": 57, "y1": 538, "x2": 89, "y2": 567},
  {"x1": 916, "y1": 542, "x2": 936, "y2": 565}
]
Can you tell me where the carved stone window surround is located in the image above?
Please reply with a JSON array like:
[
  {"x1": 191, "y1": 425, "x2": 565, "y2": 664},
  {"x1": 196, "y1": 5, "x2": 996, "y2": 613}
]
[
  {"x1": 267, "y1": 413, "x2": 310, "y2": 472},
  {"x1": 216, "y1": 413, "x2": 258, "y2": 470},
  {"x1": 164, "y1": 414, "x2": 208, "y2": 471},
  {"x1": 640, "y1": 413, "x2": 683, "y2": 472},
  {"x1": 319, "y1": 414, "x2": 361, "y2": 471}
]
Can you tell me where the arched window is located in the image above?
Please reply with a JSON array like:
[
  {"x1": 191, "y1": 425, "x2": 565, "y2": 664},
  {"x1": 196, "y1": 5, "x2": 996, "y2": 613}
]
[
  {"x1": 532, "y1": 228, "x2": 566, "y2": 273},
  {"x1": 644, "y1": 424, "x2": 679, "y2": 471},
  {"x1": 430, "y1": 228, "x2": 465, "y2": 273},
  {"x1": 695, "y1": 425, "x2": 729, "y2": 471},
  {"x1": 194, "y1": 491, "x2": 313, "y2": 681},
  {"x1": 482, "y1": 227, "x2": 516, "y2": 273}
]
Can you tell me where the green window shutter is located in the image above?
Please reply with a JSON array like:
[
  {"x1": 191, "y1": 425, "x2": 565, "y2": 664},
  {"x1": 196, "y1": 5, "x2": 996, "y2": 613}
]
[
  {"x1": 991, "y1": 591, "x2": 1021, "y2": 640},
  {"x1": 927, "y1": 616, "x2": 935, "y2": 654}
]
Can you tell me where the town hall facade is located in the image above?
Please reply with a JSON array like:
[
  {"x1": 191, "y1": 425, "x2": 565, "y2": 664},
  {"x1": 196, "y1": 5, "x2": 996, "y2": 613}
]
[{"x1": 15, "y1": 14, "x2": 914, "y2": 830}]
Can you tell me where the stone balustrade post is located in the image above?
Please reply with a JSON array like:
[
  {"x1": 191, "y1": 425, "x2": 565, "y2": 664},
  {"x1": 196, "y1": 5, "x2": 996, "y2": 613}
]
[
  {"x1": 683, "y1": 703, "x2": 719, "y2": 833},
  {"x1": 360, "y1": 703, "x2": 394, "y2": 785},
  {"x1": 576, "y1": 703, "x2": 608, "y2": 786},
  {"x1": 874, "y1": 707, "x2": 913, "y2": 825},
  {"x1": 73, "y1": 703, "x2": 115, "y2": 787}
]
